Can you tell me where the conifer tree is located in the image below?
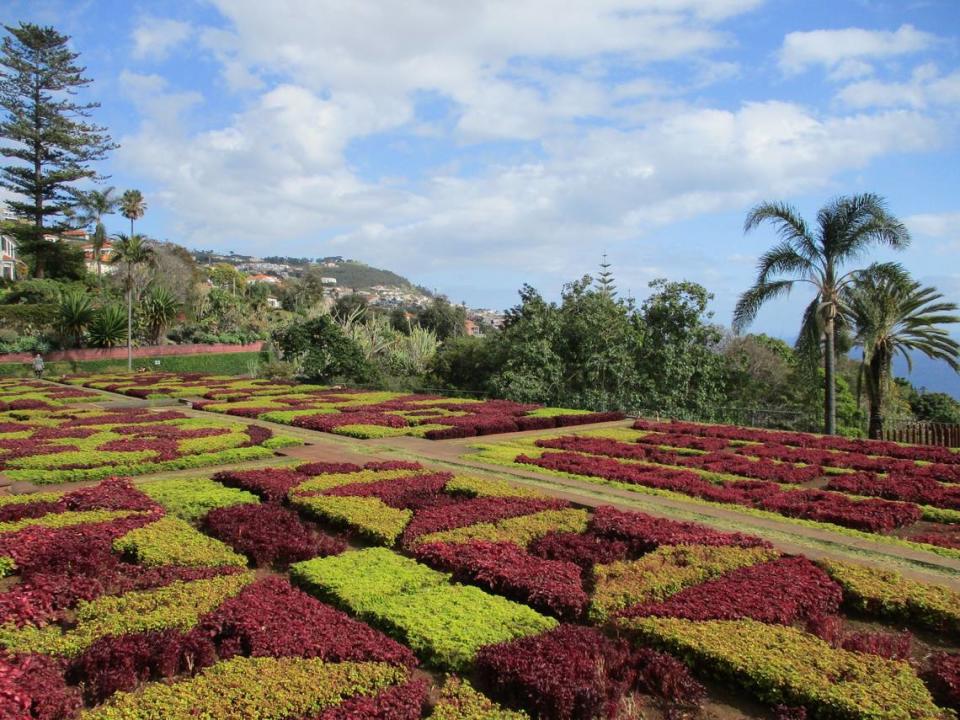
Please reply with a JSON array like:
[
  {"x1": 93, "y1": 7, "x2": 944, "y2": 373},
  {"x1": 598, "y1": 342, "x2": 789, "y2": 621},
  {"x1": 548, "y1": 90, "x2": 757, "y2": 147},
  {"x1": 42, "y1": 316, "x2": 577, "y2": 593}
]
[
  {"x1": 0, "y1": 22, "x2": 116, "y2": 277},
  {"x1": 595, "y1": 253, "x2": 617, "y2": 298}
]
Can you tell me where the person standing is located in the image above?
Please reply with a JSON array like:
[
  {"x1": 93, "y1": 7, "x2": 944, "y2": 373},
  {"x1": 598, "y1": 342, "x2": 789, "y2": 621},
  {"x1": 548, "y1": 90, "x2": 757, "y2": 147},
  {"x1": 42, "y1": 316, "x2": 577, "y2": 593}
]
[{"x1": 32, "y1": 353, "x2": 44, "y2": 379}]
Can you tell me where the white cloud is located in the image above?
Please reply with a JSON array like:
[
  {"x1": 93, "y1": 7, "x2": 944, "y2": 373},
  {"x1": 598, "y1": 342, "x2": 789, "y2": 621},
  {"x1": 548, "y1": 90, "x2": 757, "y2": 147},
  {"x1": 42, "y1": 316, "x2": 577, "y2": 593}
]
[
  {"x1": 132, "y1": 18, "x2": 193, "y2": 61},
  {"x1": 779, "y1": 24, "x2": 936, "y2": 77},
  {"x1": 906, "y1": 212, "x2": 960, "y2": 239},
  {"x1": 838, "y1": 65, "x2": 960, "y2": 109}
]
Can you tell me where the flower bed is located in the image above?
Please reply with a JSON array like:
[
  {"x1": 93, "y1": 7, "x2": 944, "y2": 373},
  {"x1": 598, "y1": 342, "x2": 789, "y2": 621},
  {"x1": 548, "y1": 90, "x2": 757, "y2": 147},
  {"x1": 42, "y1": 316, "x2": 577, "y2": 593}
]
[
  {"x1": 66, "y1": 371, "x2": 625, "y2": 440},
  {"x1": 0, "y1": 405, "x2": 300, "y2": 484},
  {"x1": 291, "y1": 548, "x2": 557, "y2": 671},
  {"x1": 0, "y1": 377, "x2": 99, "y2": 409}
]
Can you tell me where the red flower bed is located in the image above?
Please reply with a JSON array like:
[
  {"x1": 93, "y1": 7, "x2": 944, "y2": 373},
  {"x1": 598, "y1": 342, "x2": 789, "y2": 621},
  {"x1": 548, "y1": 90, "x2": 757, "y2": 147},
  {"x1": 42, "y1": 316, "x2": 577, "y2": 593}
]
[
  {"x1": 315, "y1": 677, "x2": 428, "y2": 720},
  {"x1": 924, "y1": 652, "x2": 960, "y2": 710},
  {"x1": 0, "y1": 651, "x2": 81, "y2": 720},
  {"x1": 203, "y1": 504, "x2": 346, "y2": 567},
  {"x1": 840, "y1": 631, "x2": 912, "y2": 660},
  {"x1": 621, "y1": 556, "x2": 841, "y2": 625},
  {"x1": 474, "y1": 625, "x2": 704, "y2": 720},
  {"x1": 826, "y1": 472, "x2": 960, "y2": 509},
  {"x1": 63, "y1": 478, "x2": 163, "y2": 512},
  {"x1": 213, "y1": 468, "x2": 310, "y2": 502},
  {"x1": 528, "y1": 530, "x2": 631, "y2": 570},
  {"x1": 589, "y1": 505, "x2": 768, "y2": 551},
  {"x1": 63, "y1": 409, "x2": 187, "y2": 427},
  {"x1": 296, "y1": 461, "x2": 364, "y2": 475},
  {"x1": 292, "y1": 412, "x2": 409, "y2": 432},
  {"x1": 413, "y1": 540, "x2": 588, "y2": 620},
  {"x1": 401, "y1": 496, "x2": 567, "y2": 544},
  {"x1": 197, "y1": 577, "x2": 417, "y2": 667},
  {"x1": 323, "y1": 472, "x2": 453, "y2": 510},
  {"x1": 520, "y1": 450, "x2": 922, "y2": 532}
]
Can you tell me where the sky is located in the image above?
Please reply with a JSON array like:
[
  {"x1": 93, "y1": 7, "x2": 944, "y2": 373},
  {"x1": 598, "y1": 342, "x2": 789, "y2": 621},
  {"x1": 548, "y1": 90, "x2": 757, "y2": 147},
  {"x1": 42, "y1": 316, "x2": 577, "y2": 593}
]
[{"x1": 1, "y1": 1, "x2": 959, "y2": 384}]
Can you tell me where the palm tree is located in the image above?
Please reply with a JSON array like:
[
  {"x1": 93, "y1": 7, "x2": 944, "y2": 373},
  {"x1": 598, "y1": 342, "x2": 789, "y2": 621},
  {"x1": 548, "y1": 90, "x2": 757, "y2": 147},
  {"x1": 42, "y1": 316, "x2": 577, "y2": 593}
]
[
  {"x1": 733, "y1": 194, "x2": 911, "y2": 435},
  {"x1": 87, "y1": 304, "x2": 128, "y2": 348},
  {"x1": 110, "y1": 233, "x2": 156, "y2": 371},
  {"x1": 74, "y1": 187, "x2": 119, "y2": 277},
  {"x1": 142, "y1": 285, "x2": 181, "y2": 345},
  {"x1": 58, "y1": 290, "x2": 94, "y2": 348},
  {"x1": 119, "y1": 190, "x2": 147, "y2": 236},
  {"x1": 847, "y1": 264, "x2": 960, "y2": 439}
]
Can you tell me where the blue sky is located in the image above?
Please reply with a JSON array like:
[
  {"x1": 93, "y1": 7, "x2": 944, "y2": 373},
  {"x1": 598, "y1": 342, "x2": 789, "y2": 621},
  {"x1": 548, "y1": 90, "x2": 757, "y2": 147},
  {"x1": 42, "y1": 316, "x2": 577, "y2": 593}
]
[{"x1": 2, "y1": 2, "x2": 959, "y2": 366}]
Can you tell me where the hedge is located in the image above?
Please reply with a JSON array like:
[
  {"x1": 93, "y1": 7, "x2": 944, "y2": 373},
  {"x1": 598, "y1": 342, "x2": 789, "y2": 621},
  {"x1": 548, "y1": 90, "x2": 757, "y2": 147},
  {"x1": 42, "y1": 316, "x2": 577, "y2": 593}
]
[
  {"x1": 81, "y1": 656, "x2": 408, "y2": 720},
  {"x1": 138, "y1": 477, "x2": 260, "y2": 521},
  {"x1": 0, "y1": 351, "x2": 262, "y2": 378},
  {"x1": 112, "y1": 516, "x2": 248, "y2": 568},
  {"x1": 444, "y1": 474, "x2": 543, "y2": 499},
  {"x1": 429, "y1": 677, "x2": 529, "y2": 719},
  {"x1": 413, "y1": 508, "x2": 590, "y2": 548},
  {"x1": 0, "y1": 509, "x2": 142, "y2": 535},
  {"x1": 589, "y1": 544, "x2": 780, "y2": 622},
  {"x1": 621, "y1": 616, "x2": 940, "y2": 720},
  {"x1": 0, "y1": 571, "x2": 255, "y2": 656},
  {"x1": 291, "y1": 549, "x2": 556, "y2": 671},
  {"x1": 819, "y1": 559, "x2": 960, "y2": 636},
  {"x1": 291, "y1": 495, "x2": 412, "y2": 545}
]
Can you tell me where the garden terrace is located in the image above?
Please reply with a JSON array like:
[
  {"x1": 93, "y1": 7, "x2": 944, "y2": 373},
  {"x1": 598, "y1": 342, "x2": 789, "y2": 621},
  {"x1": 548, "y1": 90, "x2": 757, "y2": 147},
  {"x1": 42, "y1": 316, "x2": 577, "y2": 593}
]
[
  {"x1": 469, "y1": 424, "x2": 960, "y2": 554},
  {"x1": 61, "y1": 370, "x2": 626, "y2": 440},
  {"x1": 0, "y1": 404, "x2": 300, "y2": 484},
  {"x1": 0, "y1": 377, "x2": 98, "y2": 410},
  {"x1": 2, "y1": 465, "x2": 960, "y2": 717}
]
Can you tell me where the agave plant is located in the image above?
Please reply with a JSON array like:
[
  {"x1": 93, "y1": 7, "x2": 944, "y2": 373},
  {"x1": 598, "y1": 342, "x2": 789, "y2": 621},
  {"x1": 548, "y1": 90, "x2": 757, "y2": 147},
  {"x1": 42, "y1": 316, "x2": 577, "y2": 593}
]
[
  {"x1": 87, "y1": 304, "x2": 128, "y2": 348},
  {"x1": 141, "y1": 286, "x2": 182, "y2": 345},
  {"x1": 58, "y1": 290, "x2": 94, "y2": 348}
]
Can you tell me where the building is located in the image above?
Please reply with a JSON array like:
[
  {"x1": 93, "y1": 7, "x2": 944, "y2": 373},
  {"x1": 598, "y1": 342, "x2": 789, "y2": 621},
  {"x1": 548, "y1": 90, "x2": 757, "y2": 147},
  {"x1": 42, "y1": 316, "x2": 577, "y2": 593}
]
[
  {"x1": 248, "y1": 273, "x2": 280, "y2": 285},
  {"x1": 266, "y1": 296, "x2": 281, "y2": 309},
  {"x1": 0, "y1": 233, "x2": 16, "y2": 280},
  {"x1": 321, "y1": 277, "x2": 337, "y2": 285},
  {"x1": 82, "y1": 240, "x2": 116, "y2": 274}
]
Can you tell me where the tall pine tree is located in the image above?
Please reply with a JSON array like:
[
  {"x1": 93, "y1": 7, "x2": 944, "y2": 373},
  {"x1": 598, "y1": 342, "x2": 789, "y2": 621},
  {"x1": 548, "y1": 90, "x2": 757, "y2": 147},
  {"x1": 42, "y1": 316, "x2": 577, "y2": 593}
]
[
  {"x1": 0, "y1": 22, "x2": 116, "y2": 277},
  {"x1": 595, "y1": 253, "x2": 617, "y2": 298}
]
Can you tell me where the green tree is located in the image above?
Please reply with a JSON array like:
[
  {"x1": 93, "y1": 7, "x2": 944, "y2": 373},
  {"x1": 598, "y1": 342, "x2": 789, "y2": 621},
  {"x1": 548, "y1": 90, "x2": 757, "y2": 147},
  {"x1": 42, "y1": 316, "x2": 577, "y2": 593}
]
[
  {"x1": 73, "y1": 186, "x2": 118, "y2": 277},
  {"x1": 910, "y1": 392, "x2": 960, "y2": 425},
  {"x1": 847, "y1": 264, "x2": 960, "y2": 438},
  {"x1": 119, "y1": 189, "x2": 146, "y2": 235},
  {"x1": 273, "y1": 314, "x2": 372, "y2": 383},
  {"x1": 638, "y1": 279, "x2": 725, "y2": 416},
  {"x1": 594, "y1": 253, "x2": 617, "y2": 298},
  {"x1": 733, "y1": 194, "x2": 911, "y2": 434},
  {"x1": 57, "y1": 289, "x2": 93, "y2": 347},
  {"x1": 110, "y1": 233, "x2": 155, "y2": 370},
  {"x1": 0, "y1": 23, "x2": 115, "y2": 277},
  {"x1": 429, "y1": 335, "x2": 499, "y2": 394},
  {"x1": 417, "y1": 297, "x2": 467, "y2": 342}
]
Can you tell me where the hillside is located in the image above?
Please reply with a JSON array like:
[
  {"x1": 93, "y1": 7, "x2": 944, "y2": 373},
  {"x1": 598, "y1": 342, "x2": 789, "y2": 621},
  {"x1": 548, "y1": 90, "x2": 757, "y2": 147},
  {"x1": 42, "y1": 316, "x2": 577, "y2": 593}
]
[{"x1": 318, "y1": 261, "x2": 425, "y2": 292}]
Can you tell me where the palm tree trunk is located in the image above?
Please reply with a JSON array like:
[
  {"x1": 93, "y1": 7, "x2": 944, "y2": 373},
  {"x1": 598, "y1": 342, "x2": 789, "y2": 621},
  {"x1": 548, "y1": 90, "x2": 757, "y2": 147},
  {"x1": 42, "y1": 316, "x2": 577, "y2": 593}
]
[
  {"x1": 867, "y1": 351, "x2": 886, "y2": 440},
  {"x1": 824, "y1": 314, "x2": 837, "y2": 435},
  {"x1": 126, "y1": 285, "x2": 133, "y2": 372}
]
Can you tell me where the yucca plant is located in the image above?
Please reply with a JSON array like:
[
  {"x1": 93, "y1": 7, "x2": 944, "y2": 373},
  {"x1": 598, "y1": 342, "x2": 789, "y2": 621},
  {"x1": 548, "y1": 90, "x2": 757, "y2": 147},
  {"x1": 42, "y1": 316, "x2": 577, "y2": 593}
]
[
  {"x1": 847, "y1": 264, "x2": 960, "y2": 438},
  {"x1": 141, "y1": 286, "x2": 181, "y2": 345},
  {"x1": 58, "y1": 290, "x2": 94, "y2": 348},
  {"x1": 87, "y1": 304, "x2": 128, "y2": 348}
]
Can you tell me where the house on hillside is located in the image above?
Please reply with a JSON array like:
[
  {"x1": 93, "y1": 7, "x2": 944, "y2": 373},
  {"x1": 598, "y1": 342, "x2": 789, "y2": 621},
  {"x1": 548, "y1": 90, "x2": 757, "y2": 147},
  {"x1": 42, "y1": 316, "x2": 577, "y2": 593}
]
[
  {"x1": 0, "y1": 233, "x2": 17, "y2": 280},
  {"x1": 82, "y1": 240, "x2": 116, "y2": 274},
  {"x1": 249, "y1": 273, "x2": 280, "y2": 285}
]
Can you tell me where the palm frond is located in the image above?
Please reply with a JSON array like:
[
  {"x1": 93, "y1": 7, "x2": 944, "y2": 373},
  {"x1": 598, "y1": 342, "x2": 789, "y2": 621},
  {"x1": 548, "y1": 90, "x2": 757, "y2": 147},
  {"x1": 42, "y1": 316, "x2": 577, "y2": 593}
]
[{"x1": 732, "y1": 280, "x2": 794, "y2": 333}]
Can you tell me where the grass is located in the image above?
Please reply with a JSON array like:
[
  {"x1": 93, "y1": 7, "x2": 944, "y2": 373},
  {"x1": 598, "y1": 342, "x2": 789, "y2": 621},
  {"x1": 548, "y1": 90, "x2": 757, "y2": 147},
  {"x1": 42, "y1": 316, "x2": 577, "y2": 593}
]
[{"x1": 0, "y1": 352, "x2": 261, "y2": 378}]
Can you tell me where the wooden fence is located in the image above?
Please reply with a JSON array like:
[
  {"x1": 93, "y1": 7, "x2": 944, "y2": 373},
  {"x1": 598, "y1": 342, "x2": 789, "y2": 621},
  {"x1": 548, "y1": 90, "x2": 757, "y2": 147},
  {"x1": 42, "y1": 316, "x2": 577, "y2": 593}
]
[{"x1": 881, "y1": 421, "x2": 960, "y2": 448}]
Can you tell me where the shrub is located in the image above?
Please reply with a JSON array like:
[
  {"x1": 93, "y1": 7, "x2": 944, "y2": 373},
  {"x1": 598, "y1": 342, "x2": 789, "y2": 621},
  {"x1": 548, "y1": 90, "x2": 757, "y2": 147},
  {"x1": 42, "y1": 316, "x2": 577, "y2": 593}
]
[
  {"x1": 317, "y1": 677, "x2": 429, "y2": 719},
  {"x1": 113, "y1": 516, "x2": 248, "y2": 568},
  {"x1": 324, "y1": 472, "x2": 453, "y2": 509},
  {"x1": 429, "y1": 677, "x2": 529, "y2": 719},
  {"x1": 622, "y1": 616, "x2": 941, "y2": 720},
  {"x1": 0, "y1": 651, "x2": 81, "y2": 720},
  {"x1": 414, "y1": 541, "x2": 588, "y2": 620},
  {"x1": 81, "y1": 656, "x2": 409, "y2": 720},
  {"x1": 445, "y1": 474, "x2": 543, "y2": 499},
  {"x1": 402, "y1": 497, "x2": 567, "y2": 544},
  {"x1": 291, "y1": 495, "x2": 412, "y2": 545},
  {"x1": 528, "y1": 531, "x2": 630, "y2": 570},
  {"x1": 0, "y1": 572, "x2": 255, "y2": 656},
  {"x1": 589, "y1": 505, "x2": 768, "y2": 552},
  {"x1": 818, "y1": 559, "x2": 960, "y2": 636},
  {"x1": 841, "y1": 631, "x2": 912, "y2": 661},
  {"x1": 474, "y1": 625, "x2": 635, "y2": 720},
  {"x1": 204, "y1": 503, "x2": 345, "y2": 566},
  {"x1": 139, "y1": 477, "x2": 259, "y2": 521},
  {"x1": 0, "y1": 508, "x2": 143, "y2": 536},
  {"x1": 414, "y1": 509, "x2": 590, "y2": 548},
  {"x1": 621, "y1": 556, "x2": 841, "y2": 625},
  {"x1": 213, "y1": 467, "x2": 310, "y2": 502},
  {"x1": 923, "y1": 652, "x2": 960, "y2": 710},
  {"x1": 589, "y1": 544, "x2": 780, "y2": 622}
]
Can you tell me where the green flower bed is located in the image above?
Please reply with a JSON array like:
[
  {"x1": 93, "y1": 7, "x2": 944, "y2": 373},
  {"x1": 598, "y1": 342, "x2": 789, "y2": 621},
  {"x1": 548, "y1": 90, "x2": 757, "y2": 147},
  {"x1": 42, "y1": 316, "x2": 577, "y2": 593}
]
[
  {"x1": 291, "y1": 495, "x2": 412, "y2": 544},
  {"x1": 0, "y1": 556, "x2": 15, "y2": 578},
  {"x1": 444, "y1": 474, "x2": 543, "y2": 499},
  {"x1": 81, "y1": 656, "x2": 407, "y2": 720},
  {"x1": 414, "y1": 509, "x2": 589, "y2": 547},
  {"x1": 621, "y1": 616, "x2": 941, "y2": 720},
  {"x1": 589, "y1": 544, "x2": 780, "y2": 622},
  {"x1": 819, "y1": 559, "x2": 960, "y2": 636},
  {"x1": 0, "y1": 509, "x2": 142, "y2": 535},
  {"x1": 0, "y1": 572, "x2": 254, "y2": 656},
  {"x1": 139, "y1": 477, "x2": 260, "y2": 521},
  {"x1": 291, "y1": 468, "x2": 424, "y2": 496},
  {"x1": 113, "y1": 516, "x2": 248, "y2": 567},
  {"x1": 429, "y1": 677, "x2": 529, "y2": 719},
  {"x1": 292, "y1": 548, "x2": 556, "y2": 671}
]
